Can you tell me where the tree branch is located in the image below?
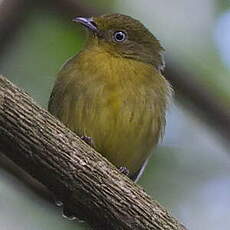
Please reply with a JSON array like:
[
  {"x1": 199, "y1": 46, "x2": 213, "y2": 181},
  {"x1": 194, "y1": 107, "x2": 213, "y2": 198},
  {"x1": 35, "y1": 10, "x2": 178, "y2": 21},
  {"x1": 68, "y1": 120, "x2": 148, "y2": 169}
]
[
  {"x1": 54, "y1": 0, "x2": 103, "y2": 17},
  {"x1": 0, "y1": 75, "x2": 186, "y2": 230},
  {"x1": 0, "y1": 0, "x2": 30, "y2": 55},
  {"x1": 165, "y1": 64, "x2": 230, "y2": 142}
]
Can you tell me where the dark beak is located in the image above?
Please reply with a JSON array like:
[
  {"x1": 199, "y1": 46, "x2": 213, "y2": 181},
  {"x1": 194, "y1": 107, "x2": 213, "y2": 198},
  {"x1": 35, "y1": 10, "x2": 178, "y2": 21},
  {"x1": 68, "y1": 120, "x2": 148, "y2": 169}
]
[{"x1": 73, "y1": 17, "x2": 98, "y2": 32}]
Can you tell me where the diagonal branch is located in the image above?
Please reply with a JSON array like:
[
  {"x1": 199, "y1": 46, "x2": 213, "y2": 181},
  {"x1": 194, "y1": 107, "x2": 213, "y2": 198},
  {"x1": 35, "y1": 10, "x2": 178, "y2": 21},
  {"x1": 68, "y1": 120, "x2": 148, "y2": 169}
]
[
  {"x1": 0, "y1": 0, "x2": 30, "y2": 55},
  {"x1": 165, "y1": 65, "x2": 230, "y2": 141},
  {"x1": 54, "y1": 0, "x2": 103, "y2": 17},
  {"x1": 0, "y1": 75, "x2": 186, "y2": 230}
]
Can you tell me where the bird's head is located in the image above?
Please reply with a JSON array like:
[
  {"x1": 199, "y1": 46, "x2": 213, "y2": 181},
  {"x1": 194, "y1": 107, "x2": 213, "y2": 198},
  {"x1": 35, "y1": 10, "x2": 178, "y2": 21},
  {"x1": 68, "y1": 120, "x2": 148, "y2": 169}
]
[{"x1": 73, "y1": 14, "x2": 164, "y2": 70}]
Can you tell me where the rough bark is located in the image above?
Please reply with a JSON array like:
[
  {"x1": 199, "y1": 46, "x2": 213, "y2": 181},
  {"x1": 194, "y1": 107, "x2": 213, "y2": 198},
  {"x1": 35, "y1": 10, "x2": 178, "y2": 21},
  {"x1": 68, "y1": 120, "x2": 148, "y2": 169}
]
[{"x1": 0, "y1": 75, "x2": 187, "y2": 230}]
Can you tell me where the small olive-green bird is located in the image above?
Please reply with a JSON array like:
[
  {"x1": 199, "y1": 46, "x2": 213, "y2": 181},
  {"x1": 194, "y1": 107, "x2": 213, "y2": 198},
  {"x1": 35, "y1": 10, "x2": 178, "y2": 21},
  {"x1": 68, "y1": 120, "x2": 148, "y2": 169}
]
[{"x1": 48, "y1": 14, "x2": 172, "y2": 182}]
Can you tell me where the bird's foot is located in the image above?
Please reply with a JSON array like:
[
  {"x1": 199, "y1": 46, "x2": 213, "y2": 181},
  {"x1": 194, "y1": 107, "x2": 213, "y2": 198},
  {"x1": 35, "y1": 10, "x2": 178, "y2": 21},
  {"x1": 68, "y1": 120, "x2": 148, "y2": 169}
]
[
  {"x1": 62, "y1": 207, "x2": 77, "y2": 221},
  {"x1": 81, "y1": 136, "x2": 94, "y2": 147},
  {"x1": 54, "y1": 191, "x2": 82, "y2": 221},
  {"x1": 119, "y1": 166, "x2": 129, "y2": 176}
]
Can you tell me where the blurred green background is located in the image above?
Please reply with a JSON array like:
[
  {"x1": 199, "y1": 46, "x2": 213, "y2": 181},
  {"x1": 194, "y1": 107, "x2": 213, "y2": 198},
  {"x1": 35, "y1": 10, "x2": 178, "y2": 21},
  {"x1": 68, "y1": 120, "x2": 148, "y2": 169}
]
[{"x1": 0, "y1": 0, "x2": 229, "y2": 230}]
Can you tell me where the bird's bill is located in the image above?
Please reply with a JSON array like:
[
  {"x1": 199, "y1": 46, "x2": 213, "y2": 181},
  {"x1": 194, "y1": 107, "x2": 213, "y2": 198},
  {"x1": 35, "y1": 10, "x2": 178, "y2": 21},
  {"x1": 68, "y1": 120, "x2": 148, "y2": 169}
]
[{"x1": 73, "y1": 17, "x2": 98, "y2": 32}]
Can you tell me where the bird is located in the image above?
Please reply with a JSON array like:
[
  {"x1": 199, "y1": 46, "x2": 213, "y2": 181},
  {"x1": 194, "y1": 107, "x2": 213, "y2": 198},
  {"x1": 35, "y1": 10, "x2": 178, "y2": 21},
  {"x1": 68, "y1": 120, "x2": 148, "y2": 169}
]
[{"x1": 48, "y1": 13, "x2": 172, "y2": 182}]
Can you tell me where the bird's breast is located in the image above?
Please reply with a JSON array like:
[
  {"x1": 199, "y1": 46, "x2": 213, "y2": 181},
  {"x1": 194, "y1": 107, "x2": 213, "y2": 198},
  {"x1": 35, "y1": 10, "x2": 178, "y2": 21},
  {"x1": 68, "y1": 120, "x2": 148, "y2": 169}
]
[{"x1": 55, "y1": 48, "x2": 170, "y2": 174}]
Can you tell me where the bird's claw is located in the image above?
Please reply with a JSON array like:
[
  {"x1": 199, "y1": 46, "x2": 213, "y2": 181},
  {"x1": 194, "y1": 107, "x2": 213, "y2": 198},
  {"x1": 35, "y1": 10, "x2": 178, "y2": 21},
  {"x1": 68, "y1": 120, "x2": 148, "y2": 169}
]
[
  {"x1": 119, "y1": 166, "x2": 129, "y2": 176},
  {"x1": 81, "y1": 135, "x2": 94, "y2": 147}
]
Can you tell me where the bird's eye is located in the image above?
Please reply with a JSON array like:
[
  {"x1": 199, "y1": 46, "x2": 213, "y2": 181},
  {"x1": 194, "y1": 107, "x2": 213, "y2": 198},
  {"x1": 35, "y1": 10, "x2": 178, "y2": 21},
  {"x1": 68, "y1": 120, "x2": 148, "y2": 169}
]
[{"x1": 113, "y1": 31, "x2": 127, "y2": 42}]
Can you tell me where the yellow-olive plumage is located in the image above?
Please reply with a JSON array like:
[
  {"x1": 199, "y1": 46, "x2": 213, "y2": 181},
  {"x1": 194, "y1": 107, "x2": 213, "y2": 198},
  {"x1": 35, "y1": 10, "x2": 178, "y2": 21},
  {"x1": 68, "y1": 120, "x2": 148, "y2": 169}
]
[{"x1": 48, "y1": 14, "x2": 172, "y2": 181}]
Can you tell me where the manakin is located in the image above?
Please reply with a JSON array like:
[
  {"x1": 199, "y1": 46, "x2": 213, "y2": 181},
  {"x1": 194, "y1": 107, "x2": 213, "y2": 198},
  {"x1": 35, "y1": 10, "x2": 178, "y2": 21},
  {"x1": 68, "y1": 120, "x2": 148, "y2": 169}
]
[{"x1": 48, "y1": 14, "x2": 172, "y2": 182}]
